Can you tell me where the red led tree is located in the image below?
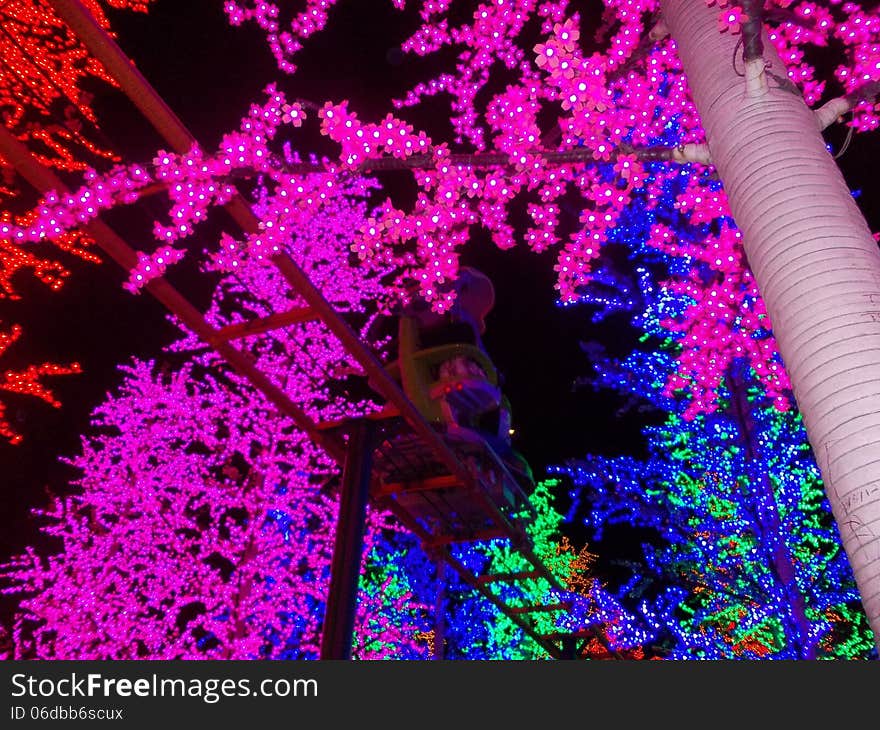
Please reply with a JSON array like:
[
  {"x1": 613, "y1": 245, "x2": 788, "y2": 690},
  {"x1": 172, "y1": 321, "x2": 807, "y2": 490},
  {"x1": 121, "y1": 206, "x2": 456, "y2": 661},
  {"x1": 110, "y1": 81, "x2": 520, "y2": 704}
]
[
  {"x1": 0, "y1": 0, "x2": 153, "y2": 179},
  {"x1": 0, "y1": 324, "x2": 81, "y2": 445},
  {"x1": 1, "y1": 0, "x2": 154, "y2": 443}
]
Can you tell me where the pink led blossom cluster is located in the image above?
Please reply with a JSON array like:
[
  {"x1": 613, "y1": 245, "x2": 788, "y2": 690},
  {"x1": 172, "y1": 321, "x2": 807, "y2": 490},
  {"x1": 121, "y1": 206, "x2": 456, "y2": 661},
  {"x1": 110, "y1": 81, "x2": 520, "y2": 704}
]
[
  {"x1": 0, "y1": 164, "x2": 151, "y2": 244},
  {"x1": 645, "y1": 184, "x2": 792, "y2": 417},
  {"x1": 325, "y1": 0, "x2": 876, "y2": 413},
  {"x1": 328, "y1": 5, "x2": 697, "y2": 304},
  {"x1": 221, "y1": 1, "x2": 880, "y2": 141},
  {"x1": 9, "y1": 1, "x2": 880, "y2": 420},
  {"x1": 223, "y1": 0, "x2": 340, "y2": 74},
  {"x1": 767, "y1": 2, "x2": 880, "y2": 127},
  {"x1": 2, "y1": 87, "x2": 308, "y2": 292}
]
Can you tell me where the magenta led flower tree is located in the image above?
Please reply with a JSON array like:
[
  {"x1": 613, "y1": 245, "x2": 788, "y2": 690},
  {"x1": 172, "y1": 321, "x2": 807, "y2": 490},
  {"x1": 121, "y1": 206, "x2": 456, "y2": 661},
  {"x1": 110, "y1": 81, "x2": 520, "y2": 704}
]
[{"x1": 2, "y1": 360, "x2": 429, "y2": 659}]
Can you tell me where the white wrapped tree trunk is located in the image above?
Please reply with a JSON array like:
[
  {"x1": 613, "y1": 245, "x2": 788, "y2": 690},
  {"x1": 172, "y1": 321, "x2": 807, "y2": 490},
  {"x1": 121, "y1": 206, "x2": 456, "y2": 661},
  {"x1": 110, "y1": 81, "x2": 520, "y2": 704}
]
[{"x1": 661, "y1": 0, "x2": 880, "y2": 648}]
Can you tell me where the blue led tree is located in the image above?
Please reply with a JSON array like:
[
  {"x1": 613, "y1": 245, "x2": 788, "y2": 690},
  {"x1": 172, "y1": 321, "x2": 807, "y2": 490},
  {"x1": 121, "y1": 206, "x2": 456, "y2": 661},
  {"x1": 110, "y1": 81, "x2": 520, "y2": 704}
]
[{"x1": 554, "y1": 158, "x2": 876, "y2": 659}]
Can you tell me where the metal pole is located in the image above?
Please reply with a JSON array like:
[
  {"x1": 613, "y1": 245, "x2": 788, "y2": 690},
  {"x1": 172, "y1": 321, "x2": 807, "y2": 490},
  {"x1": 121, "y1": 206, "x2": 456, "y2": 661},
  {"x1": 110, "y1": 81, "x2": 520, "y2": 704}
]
[{"x1": 320, "y1": 420, "x2": 374, "y2": 660}]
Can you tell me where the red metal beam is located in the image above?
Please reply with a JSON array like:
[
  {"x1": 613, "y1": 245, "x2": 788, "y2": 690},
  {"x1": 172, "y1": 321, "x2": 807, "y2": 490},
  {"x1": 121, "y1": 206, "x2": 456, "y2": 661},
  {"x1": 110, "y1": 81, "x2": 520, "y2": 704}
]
[
  {"x1": 210, "y1": 307, "x2": 318, "y2": 344},
  {"x1": 377, "y1": 474, "x2": 461, "y2": 495}
]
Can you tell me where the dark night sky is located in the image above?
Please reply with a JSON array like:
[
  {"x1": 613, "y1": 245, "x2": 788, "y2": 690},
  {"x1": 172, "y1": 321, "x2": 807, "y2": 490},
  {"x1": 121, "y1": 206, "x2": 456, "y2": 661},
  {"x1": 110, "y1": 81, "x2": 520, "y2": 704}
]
[{"x1": 3, "y1": 0, "x2": 880, "y2": 615}]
